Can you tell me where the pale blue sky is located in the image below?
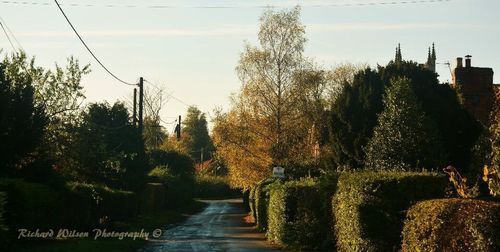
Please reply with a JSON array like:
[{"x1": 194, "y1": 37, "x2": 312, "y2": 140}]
[{"x1": 1, "y1": 0, "x2": 499, "y2": 131}]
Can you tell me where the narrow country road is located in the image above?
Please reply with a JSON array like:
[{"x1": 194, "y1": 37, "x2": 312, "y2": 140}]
[{"x1": 141, "y1": 199, "x2": 281, "y2": 252}]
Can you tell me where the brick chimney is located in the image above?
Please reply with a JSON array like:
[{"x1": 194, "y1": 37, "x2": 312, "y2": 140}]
[
  {"x1": 456, "y1": 57, "x2": 463, "y2": 68},
  {"x1": 465, "y1": 55, "x2": 472, "y2": 68}
]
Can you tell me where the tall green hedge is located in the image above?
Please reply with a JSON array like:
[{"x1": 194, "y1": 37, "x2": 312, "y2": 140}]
[
  {"x1": 0, "y1": 179, "x2": 140, "y2": 233},
  {"x1": 254, "y1": 178, "x2": 275, "y2": 231},
  {"x1": 402, "y1": 198, "x2": 500, "y2": 252},
  {"x1": 267, "y1": 178, "x2": 326, "y2": 250},
  {"x1": 333, "y1": 171, "x2": 447, "y2": 251},
  {"x1": 249, "y1": 186, "x2": 257, "y2": 222}
]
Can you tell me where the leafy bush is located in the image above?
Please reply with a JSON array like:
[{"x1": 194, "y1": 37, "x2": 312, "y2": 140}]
[
  {"x1": 402, "y1": 199, "x2": 500, "y2": 252},
  {"x1": 333, "y1": 171, "x2": 447, "y2": 251},
  {"x1": 267, "y1": 178, "x2": 326, "y2": 250},
  {"x1": 147, "y1": 150, "x2": 195, "y2": 179},
  {"x1": 148, "y1": 165, "x2": 174, "y2": 183},
  {"x1": 194, "y1": 175, "x2": 240, "y2": 199}
]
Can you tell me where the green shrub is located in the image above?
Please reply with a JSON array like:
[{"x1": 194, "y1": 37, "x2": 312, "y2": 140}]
[
  {"x1": 402, "y1": 198, "x2": 500, "y2": 252},
  {"x1": 147, "y1": 150, "x2": 195, "y2": 179},
  {"x1": 148, "y1": 165, "x2": 174, "y2": 184},
  {"x1": 194, "y1": 175, "x2": 240, "y2": 199},
  {"x1": 333, "y1": 171, "x2": 447, "y2": 251},
  {"x1": 267, "y1": 178, "x2": 325, "y2": 250},
  {"x1": 254, "y1": 178, "x2": 276, "y2": 231}
]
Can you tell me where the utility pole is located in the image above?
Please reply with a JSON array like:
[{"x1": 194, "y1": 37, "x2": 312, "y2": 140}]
[
  {"x1": 175, "y1": 115, "x2": 182, "y2": 140},
  {"x1": 133, "y1": 88, "x2": 137, "y2": 127},
  {"x1": 138, "y1": 77, "x2": 144, "y2": 134}
]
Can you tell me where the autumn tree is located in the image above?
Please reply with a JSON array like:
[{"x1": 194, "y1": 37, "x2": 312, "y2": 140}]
[
  {"x1": 212, "y1": 108, "x2": 272, "y2": 189},
  {"x1": 215, "y1": 7, "x2": 336, "y2": 187},
  {"x1": 365, "y1": 78, "x2": 446, "y2": 170},
  {"x1": 236, "y1": 6, "x2": 307, "y2": 164}
]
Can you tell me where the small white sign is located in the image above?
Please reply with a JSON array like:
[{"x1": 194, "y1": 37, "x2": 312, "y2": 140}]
[{"x1": 272, "y1": 166, "x2": 285, "y2": 178}]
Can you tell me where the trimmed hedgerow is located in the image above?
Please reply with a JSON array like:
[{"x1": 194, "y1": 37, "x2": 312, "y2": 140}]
[
  {"x1": 0, "y1": 179, "x2": 61, "y2": 231},
  {"x1": 254, "y1": 178, "x2": 276, "y2": 231},
  {"x1": 249, "y1": 186, "x2": 257, "y2": 222},
  {"x1": 67, "y1": 182, "x2": 139, "y2": 224},
  {"x1": 267, "y1": 178, "x2": 326, "y2": 250},
  {"x1": 333, "y1": 171, "x2": 447, "y2": 252},
  {"x1": 402, "y1": 198, "x2": 500, "y2": 252},
  {"x1": 0, "y1": 192, "x2": 7, "y2": 245},
  {"x1": 194, "y1": 175, "x2": 240, "y2": 199}
]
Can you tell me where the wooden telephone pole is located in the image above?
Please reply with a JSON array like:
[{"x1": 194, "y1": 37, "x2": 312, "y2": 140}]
[
  {"x1": 133, "y1": 88, "x2": 137, "y2": 127},
  {"x1": 138, "y1": 77, "x2": 144, "y2": 134}
]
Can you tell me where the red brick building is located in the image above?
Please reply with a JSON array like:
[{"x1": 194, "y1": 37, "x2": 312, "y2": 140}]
[{"x1": 451, "y1": 55, "x2": 495, "y2": 125}]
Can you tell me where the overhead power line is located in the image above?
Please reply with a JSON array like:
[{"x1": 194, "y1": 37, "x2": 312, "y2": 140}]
[
  {"x1": 0, "y1": 20, "x2": 16, "y2": 51},
  {"x1": 2, "y1": 0, "x2": 453, "y2": 9},
  {"x1": 0, "y1": 16, "x2": 24, "y2": 51},
  {"x1": 53, "y1": 0, "x2": 137, "y2": 86},
  {"x1": 143, "y1": 79, "x2": 192, "y2": 107}
]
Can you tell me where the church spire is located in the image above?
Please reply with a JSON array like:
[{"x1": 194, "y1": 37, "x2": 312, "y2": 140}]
[
  {"x1": 431, "y1": 43, "x2": 436, "y2": 60},
  {"x1": 426, "y1": 47, "x2": 432, "y2": 65},
  {"x1": 425, "y1": 43, "x2": 436, "y2": 72},
  {"x1": 395, "y1": 43, "x2": 402, "y2": 64}
]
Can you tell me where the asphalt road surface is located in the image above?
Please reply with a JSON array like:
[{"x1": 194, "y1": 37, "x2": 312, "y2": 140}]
[{"x1": 141, "y1": 199, "x2": 281, "y2": 252}]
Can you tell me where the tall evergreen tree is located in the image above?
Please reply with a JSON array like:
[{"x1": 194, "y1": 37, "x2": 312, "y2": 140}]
[
  {"x1": 182, "y1": 106, "x2": 214, "y2": 162},
  {"x1": 329, "y1": 68, "x2": 384, "y2": 168},
  {"x1": 379, "y1": 61, "x2": 481, "y2": 171},
  {"x1": 365, "y1": 78, "x2": 446, "y2": 170}
]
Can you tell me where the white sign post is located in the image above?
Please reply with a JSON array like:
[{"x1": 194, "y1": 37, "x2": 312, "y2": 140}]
[{"x1": 272, "y1": 166, "x2": 285, "y2": 178}]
